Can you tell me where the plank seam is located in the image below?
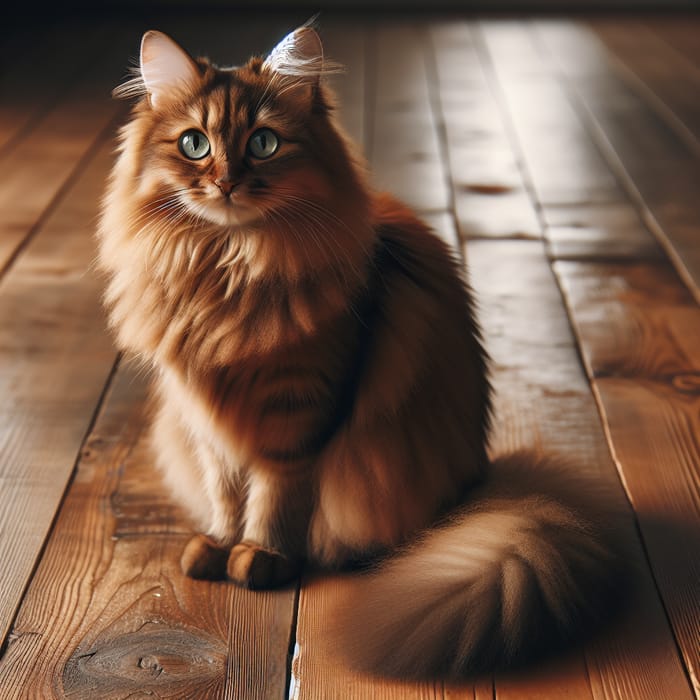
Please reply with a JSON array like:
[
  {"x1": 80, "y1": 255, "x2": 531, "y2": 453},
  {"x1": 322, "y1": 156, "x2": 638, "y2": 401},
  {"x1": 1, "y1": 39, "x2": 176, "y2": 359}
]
[
  {"x1": 0, "y1": 353, "x2": 122, "y2": 660},
  {"x1": 526, "y1": 20, "x2": 700, "y2": 698},
  {"x1": 528, "y1": 23, "x2": 700, "y2": 310},
  {"x1": 572, "y1": 314, "x2": 700, "y2": 700},
  {"x1": 472, "y1": 20, "x2": 618, "y2": 699},
  {"x1": 285, "y1": 582, "x2": 301, "y2": 700},
  {"x1": 586, "y1": 21, "x2": 700, "y2": 157},
  {"x1": 0, "y1": 107, "x2": 125, "y2": 285},
  {"x1": 643, "y1": 23, "x2": 700, "y2": 84},
  {"x1": 0, "y1": 26, "x2": 107, "y2": 159}
]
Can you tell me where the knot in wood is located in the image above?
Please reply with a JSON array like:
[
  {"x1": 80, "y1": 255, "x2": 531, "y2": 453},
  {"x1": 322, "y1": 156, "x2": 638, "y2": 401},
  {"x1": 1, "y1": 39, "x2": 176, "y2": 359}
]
[
  {"x1": 671, "y1": 373, "x2": 700, "y2": 395},
  {"x1": 138, "y1": 655, "x2": 163, "y2": 676}
]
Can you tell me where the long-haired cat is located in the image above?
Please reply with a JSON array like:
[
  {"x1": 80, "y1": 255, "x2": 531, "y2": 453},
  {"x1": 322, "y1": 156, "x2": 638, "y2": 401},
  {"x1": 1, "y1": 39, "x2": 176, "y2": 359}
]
[{"x1": 97, "y1": 24, "x2": 626, "y2": 679}]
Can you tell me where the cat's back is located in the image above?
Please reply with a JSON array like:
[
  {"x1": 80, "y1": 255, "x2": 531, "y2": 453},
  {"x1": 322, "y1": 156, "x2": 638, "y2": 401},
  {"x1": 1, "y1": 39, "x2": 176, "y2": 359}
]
[
  {"x1": 350, "y1": 191, "x2": 491, "y2": 447},
  {"x1": 369, "y1": 191, "x2": 483, "y2": 348}
]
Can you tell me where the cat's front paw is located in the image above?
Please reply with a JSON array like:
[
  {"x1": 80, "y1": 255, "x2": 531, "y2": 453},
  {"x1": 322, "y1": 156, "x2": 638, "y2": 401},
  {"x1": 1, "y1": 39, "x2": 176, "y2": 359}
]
[
  {"x1": 227, "y1": 541, "x2": 300, "y2": 590},
  {"x1": 181, "y1": 534, "x2": 229, "y2": 580}
]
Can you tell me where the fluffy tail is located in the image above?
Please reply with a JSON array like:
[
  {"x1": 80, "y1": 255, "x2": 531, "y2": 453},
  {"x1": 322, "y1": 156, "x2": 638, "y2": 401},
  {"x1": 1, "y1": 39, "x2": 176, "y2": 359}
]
[{"x1": 330, "y1": 452, "x2": 629, "y2": 679}]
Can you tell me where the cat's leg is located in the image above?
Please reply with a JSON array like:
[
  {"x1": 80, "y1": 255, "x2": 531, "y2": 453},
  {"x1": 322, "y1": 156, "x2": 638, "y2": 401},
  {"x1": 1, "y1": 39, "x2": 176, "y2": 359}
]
[
  {"x1": 152, "y1": 400, "x2": 210, "y2": 530},
  {"x1": 180, "y1": 447, "x2": 242, "y2": 579},
  {"x1": 181, "y1": 441, "x2": 243, "y2": 579},
  {"x1": 227, "y1": 467, "x2": 306, "y2": 589},
  {"x1": 197, "y1": 441, "x2": 242, "y2": 547},
  {"x1": 152, "y1": 399, "x2": 241, "y2": 579},
  {"x1": 308, "y1": 426, "x2": 451, "y2": 568}
]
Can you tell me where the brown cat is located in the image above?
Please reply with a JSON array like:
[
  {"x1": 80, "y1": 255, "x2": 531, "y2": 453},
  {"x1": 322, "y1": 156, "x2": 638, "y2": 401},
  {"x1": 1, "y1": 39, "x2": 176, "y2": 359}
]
[{"x1": 97, "y1": 25, "x2": 625, "y2": 679}]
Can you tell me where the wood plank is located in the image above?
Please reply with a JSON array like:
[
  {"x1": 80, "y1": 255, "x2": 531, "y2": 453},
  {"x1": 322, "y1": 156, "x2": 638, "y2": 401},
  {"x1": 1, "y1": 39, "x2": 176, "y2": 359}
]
[
  {"x1": 534, "y1": 20, "x2": 700, "y2": 304},
  {"x1": 477, "y1": 24, "x2": 624, "y2": 207},
  {"x1": 468, "y1": 240, "x2": 695, "y2": 700},
  {"x1": 295, "y1": 18, "x2": 691, "y2": 700},
  {"x1": 481, "y1": 19, "x2": 699, "y2": 698},
  {"x1": 478, "y1": 23, "x2": 689, "y2": 698},
  {"x1": 429, "y1": 22, "x2": 540, "y2": 241},
  {"x1": 590, "y1": 20, "x2": 700, "y2": 153},
  {"x1": 592, "y1": 380, "x2": 700, "y2": 692},
  {"x1": 368, "y1": 22, "x2": 450, "y2": 214},
  {"x1": 292, "y1": 574, "x2": 444, "y2": 700},
  {"x1": 0, "y1": 139, "x2": 118, "y2": 651},
  {"x1": 0, "y1": 23, "x2": 139, "y2": 277},
  {"x1": 325, "y1": 23, "x2": 461, "y2": 249},
  {"x1": 554, "y1": 262, "x2": 700, "y2": 379},
  {"x1": 553, "y1": 260, "x2": 700, "y2": 697},
  {"x1": 0, "y1": 21, "x2": 106, "y2": 153},
  {"x1": 0, "y1": 361, "x2": 296, "y2": 699},
  {"x1": 542, "y1": 202, "x2": 662, "y2": 262},
  {"x1": 645, "y1": 17, "x2": 700, "y2": 69}
]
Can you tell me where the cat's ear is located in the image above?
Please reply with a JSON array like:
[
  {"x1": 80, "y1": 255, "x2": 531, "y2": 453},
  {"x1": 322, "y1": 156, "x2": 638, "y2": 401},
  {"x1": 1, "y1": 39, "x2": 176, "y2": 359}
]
[
  {"x1": 139, "y1": 31, "x2": 201, "y2": 108},
  {"x1": 263, "y1": 26, "x2": 328, "y2": 97}
]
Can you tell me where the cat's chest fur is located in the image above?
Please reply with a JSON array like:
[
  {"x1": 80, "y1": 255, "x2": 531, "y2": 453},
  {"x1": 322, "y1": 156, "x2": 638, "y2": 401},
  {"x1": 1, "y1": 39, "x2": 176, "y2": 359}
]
[{"x1": 145, "y1": 244, "x2": 374, "y2": 472}]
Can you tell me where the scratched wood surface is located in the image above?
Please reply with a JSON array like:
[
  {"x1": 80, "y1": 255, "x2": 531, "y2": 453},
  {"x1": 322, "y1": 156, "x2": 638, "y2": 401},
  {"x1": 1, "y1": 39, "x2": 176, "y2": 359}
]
[{"x1": 0, "y1": 13, "x2": 698, "y2": 700}]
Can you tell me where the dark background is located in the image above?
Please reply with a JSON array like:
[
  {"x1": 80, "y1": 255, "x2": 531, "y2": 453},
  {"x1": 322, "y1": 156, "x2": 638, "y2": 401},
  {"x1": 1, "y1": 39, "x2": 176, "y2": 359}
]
[{"x1": 12, "y1": 0, "x2": 700, "y2": 17}]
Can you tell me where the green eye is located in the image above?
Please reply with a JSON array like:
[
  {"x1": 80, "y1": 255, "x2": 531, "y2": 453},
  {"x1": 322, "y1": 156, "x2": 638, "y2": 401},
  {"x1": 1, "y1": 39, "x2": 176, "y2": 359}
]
[
  {"x1": 248, "y1": 129, "x2": 279, "y2": 159},
  {"x1": 178, "y1": 130, "x2": 211, "y2": 160}
]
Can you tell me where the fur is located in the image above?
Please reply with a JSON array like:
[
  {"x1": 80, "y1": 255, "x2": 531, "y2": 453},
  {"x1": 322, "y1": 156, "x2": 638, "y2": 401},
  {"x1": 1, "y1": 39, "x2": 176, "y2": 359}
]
[
  {"x1": 330, "y1": 452, "x2": 626, "y2": 678},
  {"x1": 97, "y1": 26, "x2": 626, "y2": 679}
]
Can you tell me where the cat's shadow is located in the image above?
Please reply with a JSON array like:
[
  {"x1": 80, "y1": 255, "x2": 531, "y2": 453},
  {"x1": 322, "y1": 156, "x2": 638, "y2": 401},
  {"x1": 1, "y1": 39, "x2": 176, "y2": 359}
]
[{"x1": 308, "y1": 509, "x2": 697, "y2": 685}]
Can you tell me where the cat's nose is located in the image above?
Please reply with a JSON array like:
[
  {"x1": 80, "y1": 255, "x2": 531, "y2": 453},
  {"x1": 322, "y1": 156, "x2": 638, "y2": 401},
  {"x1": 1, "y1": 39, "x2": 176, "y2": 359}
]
[{"x1": 215, "y1": 179, "x2": 240, "y2": 197}]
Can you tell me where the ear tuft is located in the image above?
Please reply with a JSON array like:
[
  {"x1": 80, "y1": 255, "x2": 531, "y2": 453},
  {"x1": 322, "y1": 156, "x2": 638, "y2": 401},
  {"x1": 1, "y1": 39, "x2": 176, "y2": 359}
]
[
  {"x1": 138, "y1": 30, "x2": 200, "y2": 108},
  {"x1": 264, "y1": 26, "x2": 340, "y2": 80}
]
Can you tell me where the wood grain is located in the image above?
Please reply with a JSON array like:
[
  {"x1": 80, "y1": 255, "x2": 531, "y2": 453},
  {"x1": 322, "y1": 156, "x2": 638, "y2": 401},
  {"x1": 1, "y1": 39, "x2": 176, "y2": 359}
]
[
  {"x1": 480, "y1": 22, "x2": 624, "y2": 205},
  {"x1": 0, "y1": 140, "x2": 119, "y2": 652},
  {"x1": 0, "y1": 361, "x2": 297, "y2": 699},
  {"x1": 369, "y1": 22, "x2": 450, "y2": 214},
  {"x1": 590, "y1": 20, "x2": 700, "y2": 153},
  {"x1": 468, "y1": 240, "x2": 695, "y2": 700},
  {"x1": 644, "y1": 18, "x2": 700, "y2": 70},
  {"x1": 554, "y1": 262, "x2": 700, "y2": 379},
  {"x1": 0, "y1": 22, "x2": 105, "y2": 154},
  {"x1": 292, "y1": 574, "x2": 445, "y2": 700},
  {"x1": 592, "y1": 379, "x2": 700, "y2": 698},
  {"x1": 0, "y1": 22, "x2": 139, "y2": 277},
  {"x1": 534, "y1": 20, "x2": 700, "y2": 305},
  {"x1": 554, "y1": 260, "x2": 700, "y2": 696},
  {"x1": 430, "y1": 22, "x2": 540, "y2": 241},
  {"x1": 481, "y1": 19, "x2": 700, "y2": 698},
  {"x1": 542, "y1": 202, "x2": 662, "y2": 262}
]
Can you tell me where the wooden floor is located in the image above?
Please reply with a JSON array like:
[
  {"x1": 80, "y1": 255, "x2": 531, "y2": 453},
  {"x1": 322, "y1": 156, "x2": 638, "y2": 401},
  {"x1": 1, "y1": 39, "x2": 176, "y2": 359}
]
[{"x1": 0, "y1": 11, "x2": 699, "y2": 699}]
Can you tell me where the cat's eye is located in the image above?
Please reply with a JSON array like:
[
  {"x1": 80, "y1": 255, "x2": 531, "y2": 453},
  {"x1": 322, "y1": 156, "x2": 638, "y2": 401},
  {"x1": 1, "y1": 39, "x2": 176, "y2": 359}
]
[
  {"x1": 247, "y1": 129, "x2": 279, "y2": 159},
  {"x1": 178, "y1": 130, "x2": 211, "y2": 160}
]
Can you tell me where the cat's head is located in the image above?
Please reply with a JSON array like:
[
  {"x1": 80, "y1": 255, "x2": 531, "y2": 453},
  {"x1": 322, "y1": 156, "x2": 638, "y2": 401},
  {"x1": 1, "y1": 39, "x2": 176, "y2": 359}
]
[{"x1": 115, "y1": 26, "x2": 362, "y2": 233}]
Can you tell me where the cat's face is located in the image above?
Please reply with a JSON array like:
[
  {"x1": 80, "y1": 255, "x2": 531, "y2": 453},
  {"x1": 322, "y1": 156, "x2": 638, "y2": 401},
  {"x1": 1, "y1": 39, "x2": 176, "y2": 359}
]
[{"x1": 125, "y1": 28, "x2": 337, "y2": 229}]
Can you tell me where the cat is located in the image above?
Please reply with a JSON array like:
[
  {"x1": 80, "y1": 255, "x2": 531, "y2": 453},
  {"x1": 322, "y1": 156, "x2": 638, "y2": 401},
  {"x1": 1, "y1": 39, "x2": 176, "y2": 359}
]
[{"x1": 97, "y1": 24, "x2": 627, "y2": 679}]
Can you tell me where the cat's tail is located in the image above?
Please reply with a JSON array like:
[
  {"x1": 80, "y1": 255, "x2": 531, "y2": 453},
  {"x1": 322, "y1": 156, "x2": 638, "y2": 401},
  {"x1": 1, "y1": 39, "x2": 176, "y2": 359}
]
[{"x1": 330, "y1": 451, "x2": 630, "y2": 679}]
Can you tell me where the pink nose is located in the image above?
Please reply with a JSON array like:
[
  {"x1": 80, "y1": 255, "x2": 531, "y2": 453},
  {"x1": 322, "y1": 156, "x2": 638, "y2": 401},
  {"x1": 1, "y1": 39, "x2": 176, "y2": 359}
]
[{"x1": 216, "y1": 179, "x2": 239, "y2": 196}]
